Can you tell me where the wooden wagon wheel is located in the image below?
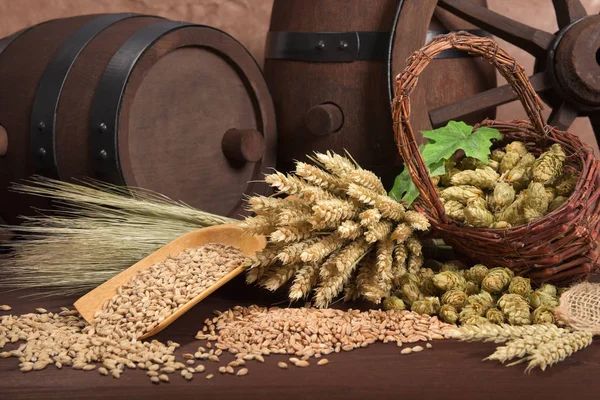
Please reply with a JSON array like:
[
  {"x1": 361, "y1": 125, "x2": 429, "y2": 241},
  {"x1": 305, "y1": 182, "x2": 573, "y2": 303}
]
[{"x1": 420, "y1": 0, "x2": 600, "y2": 146}]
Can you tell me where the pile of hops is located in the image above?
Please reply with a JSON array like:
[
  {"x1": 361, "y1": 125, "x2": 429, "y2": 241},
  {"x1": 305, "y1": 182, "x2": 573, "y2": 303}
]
[
  {"x1": 240, "y1": 151, "x2": 430, "y2": 308},
  {"x1": 437, "y1": 141, "x2": 577, "y2": 228},
  {"x1": 383, "y1": 263, "x2": 561, "y2": 326}
]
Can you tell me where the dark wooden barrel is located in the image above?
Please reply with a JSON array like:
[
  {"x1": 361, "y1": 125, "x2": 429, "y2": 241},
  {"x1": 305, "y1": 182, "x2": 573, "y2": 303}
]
[
  {"x1": 0, "y1": 13, "x2": 276, "y2": 225},
  {"x1": 264, "y1": 0, "x2": 496, "y2": 187}
]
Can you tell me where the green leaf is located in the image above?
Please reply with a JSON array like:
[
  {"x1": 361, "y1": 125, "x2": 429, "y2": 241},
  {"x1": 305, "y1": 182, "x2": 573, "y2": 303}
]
[
  {"x1": 428, "y1": 159, "x2": 447, "y2": 177},
  {"x1": 388, "y1": 169, "x2": 420, "y2": 205},
  {"x1": 390, "y1": 121, "x2": 502, "y2": 207},
  {"x1": 421, "y1": 121, "x2": 502, "y2": 164}
]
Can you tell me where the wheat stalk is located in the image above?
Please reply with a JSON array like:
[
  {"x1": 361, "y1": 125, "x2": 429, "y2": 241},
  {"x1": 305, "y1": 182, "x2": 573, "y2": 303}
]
[{"x1": 0, "y1": 176, "x2": 235, "y2": 296}]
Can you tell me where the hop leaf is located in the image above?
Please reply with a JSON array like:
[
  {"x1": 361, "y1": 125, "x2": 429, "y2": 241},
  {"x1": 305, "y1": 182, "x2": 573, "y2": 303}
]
[
  {"x1": 420, "y1": 121, "x2": 502, "y2": 165},
  {"x1": 389, "y1": 121, "x2": 501, "y2": 206}
]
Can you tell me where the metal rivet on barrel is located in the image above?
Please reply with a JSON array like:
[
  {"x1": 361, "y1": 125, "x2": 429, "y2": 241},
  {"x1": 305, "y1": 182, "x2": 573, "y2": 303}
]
[
  {"x1": 99, "y1": 149, "x2": 108, "y2": 160},
  {"x1": 38, "y1": 148, "x2": 47, "y2": 157},
  {"x1": 98, "y1": 123, "x2": 107, "y2": 133},
  {"x1": 38, "y1": 121, "x2": 46, "y2": 131},
  {"x1": 339, "y1": 41, "x2": 348, "y2": 50},
  {"x1": 316, "y1": 40, "x2": 325, "y2": 50}
]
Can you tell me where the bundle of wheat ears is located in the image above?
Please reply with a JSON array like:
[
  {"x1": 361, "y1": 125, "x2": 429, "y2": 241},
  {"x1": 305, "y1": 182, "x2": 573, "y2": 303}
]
[{"x1": 240, "y1": 151, "x2": 430, "y2": 308}]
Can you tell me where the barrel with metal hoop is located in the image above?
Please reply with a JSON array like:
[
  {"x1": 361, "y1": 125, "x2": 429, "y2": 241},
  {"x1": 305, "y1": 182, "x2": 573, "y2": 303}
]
[
  {"x1": 0, "y1": 13, "x2": 276, "y2": 224},
  {"x1": 263, "y1": 0, "x2": 497, "y2": 186}
]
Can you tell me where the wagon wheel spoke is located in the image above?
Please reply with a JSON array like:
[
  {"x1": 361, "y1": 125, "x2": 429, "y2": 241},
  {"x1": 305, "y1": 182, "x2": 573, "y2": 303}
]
[
  {"x1": 552, "y1": 0, "x2": 588, "y2": 29},
  {"x1": 437, "y1": 0, "x2": 556, "y2": 58},
  {"x1": 547, "y1": 102, "x2": 580, "y2": 130},
  {"x1": 429, "y1": 72, "x2": 549, "y2": 127}
]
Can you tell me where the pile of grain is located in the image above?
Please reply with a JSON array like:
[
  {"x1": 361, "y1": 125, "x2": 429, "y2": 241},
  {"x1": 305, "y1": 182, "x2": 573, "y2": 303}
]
[
  {"x1": 0, "y1": 243, "x2": 456, "y2": 384},
  {"x1": 0, "y1": 243, "x2": 250, "y2": 384},
  {"x1": 195, "y1": 305, "x2": 453, "y2": 366},
  {"x1": 86, "y1": 243, "x2": 249, "y2": 341}
]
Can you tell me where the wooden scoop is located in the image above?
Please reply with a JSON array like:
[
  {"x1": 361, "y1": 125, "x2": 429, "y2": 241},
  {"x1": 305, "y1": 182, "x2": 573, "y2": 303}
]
[{"x1": 73, "y1": 223, "x2": 266, "y2": 339}]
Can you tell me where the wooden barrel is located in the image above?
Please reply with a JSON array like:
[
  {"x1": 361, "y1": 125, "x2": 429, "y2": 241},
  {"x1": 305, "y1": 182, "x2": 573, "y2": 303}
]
[
  {"x1": 264, "y1": 0, "x2": 496, "y2": 187},
  {"x1": 0, "y1": 13, "x2": 276, "y2": 225}
]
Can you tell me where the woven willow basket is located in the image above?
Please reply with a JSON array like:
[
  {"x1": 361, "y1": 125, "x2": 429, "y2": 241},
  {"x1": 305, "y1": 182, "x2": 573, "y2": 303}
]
[{"x1": 391, "y1": 32, "x2": 600, "y2": 285}]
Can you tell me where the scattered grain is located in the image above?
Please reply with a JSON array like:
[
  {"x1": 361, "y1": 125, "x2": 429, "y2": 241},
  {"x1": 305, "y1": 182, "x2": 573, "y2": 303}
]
[
  {"x1": 317, "y1": 359, "x2": 329, "y2": 366},
  {"x1": 236, "y1": 368, "x2": 249, "y2": 376},
  {"x1": 278, "y1": 362, "x2": 288, "y2": 369},
  {"x1": 195, "y1": 365, "x2": 206, "y2": 373},
  {"x1": 295, "y1": 360, "x2": 310, "y2": 367}
]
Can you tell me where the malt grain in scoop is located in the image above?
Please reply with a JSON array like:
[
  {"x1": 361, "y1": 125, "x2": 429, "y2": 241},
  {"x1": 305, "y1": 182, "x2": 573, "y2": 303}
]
[{"x1": 73, "y1": 223, "x2": 266, "y2": 339}]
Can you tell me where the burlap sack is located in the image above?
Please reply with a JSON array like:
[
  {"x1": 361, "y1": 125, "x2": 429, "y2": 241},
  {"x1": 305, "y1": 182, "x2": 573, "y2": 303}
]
[{"x1": 555, "y1": 282, "x2": 600, "y2": 335}]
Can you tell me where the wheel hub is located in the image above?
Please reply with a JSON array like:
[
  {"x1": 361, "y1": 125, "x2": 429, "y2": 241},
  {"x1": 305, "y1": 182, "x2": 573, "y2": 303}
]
[{"x1": 548, "y1": 14, "x2": 600, "y2": 111}]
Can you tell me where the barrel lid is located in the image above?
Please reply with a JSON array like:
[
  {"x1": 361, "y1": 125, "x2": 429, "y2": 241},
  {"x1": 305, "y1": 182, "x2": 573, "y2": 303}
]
[{"x1": 99, "y1": 24, "x2": 276, "y2": 218}]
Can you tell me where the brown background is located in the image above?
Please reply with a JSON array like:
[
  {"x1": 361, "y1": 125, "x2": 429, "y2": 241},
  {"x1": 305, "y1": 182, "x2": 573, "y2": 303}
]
[{"x1": 0, "y1": 0, "x2": 599, "y2": 151}]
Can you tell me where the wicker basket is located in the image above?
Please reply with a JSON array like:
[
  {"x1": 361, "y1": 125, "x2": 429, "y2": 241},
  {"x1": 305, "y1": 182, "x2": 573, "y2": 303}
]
[{"x1": 391, "y1": 32, "x2": 600, "y2": 285}]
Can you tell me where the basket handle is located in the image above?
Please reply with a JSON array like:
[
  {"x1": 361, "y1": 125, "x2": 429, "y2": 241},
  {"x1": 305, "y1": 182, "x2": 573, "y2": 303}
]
[{"x1": 391, "y1": 31, "x2": 546, "y2": 220}]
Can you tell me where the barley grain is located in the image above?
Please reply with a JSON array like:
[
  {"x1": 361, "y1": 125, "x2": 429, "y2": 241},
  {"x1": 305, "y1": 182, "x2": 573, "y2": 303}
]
[
  {"x1": 218, "y1": 366, "x2": 227, "y2": 374},
  {"x1": 206, "y1": 374, "x2": 214, "y2": 380},
  {"x1": 150, "y1": 376, "x2": 160, "y2": 384},
  {"x1": 295, "y1": 360, "x2": 310, "y2": 367},
  {"x1": 0, "y1": 305, "x2": 11, "y2": 311},
  {"x1": 411, "y1": 346, "x2": 424, "y2": 352},
  {"x1": 99, "y1": 367, "x2": 108, "y2": 376},
  {"x1": 400, "y1": 348, "x2": 412, "y2": 354},
  {"x1": 278, "y1": 362, "x2": 288, "y2": 369},
  {"x1": 317, "y1": 359, "x2": 329, "y2": 366},
  {"x1": 237, "y1": 368, "x2": 249, "y2": 376}
]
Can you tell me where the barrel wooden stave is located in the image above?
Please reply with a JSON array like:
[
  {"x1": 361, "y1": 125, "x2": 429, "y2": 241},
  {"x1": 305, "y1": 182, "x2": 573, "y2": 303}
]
[
  {"x1": 265, "y1": 0, "x2": 497, "y2": 187},
  {"x1": 0, "y1": 15, "x2": 101, "y2": 224},
  {"x1": 265, "y1": 0, "x2": 401, "y2": 182},
  {"x1": 423, "y1": 7, "x2": 498, "y2": 125},
  {"x1": 0, "y1": 14, "x2": 276, "y2": 224},
  {"x1": 56, "y1": 16, "x2": 163, "y2": 184}
]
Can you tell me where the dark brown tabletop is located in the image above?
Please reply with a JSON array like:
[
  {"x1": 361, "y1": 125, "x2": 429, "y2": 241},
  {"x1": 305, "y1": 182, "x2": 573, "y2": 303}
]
[{"x1": 1, "y1": 275, "x2": 599, "y2": 400}]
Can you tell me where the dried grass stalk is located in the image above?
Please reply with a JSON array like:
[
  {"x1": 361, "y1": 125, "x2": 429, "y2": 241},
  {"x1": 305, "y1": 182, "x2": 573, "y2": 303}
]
[{"x1": 0, "y1": 177, "x2": 234, "y2": 296}]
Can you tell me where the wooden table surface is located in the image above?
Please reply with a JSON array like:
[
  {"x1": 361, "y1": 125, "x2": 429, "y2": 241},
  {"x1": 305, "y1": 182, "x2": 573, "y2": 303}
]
[{"x1": 1, "y1": 276, "x2": 599, "y2": 400}]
